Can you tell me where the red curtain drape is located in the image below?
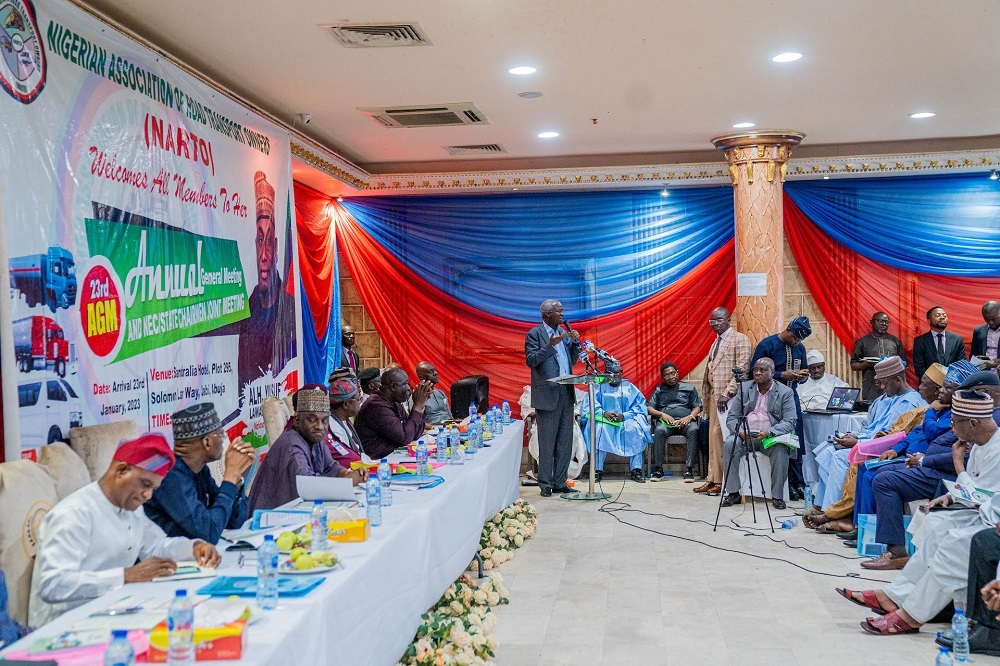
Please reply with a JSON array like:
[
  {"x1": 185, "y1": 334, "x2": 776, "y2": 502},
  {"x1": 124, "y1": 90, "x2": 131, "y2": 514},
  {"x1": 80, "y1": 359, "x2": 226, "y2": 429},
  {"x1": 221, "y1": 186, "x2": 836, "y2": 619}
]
[
  {"x1": 784, "y1": 193, "x2": 1000, "y2": 384},
  {"x1": 335, "y1": 203, "x2": 735, "y2": 412},
  {"x1": 295, "y1": 184, "x2": 336, "y2": 339}
]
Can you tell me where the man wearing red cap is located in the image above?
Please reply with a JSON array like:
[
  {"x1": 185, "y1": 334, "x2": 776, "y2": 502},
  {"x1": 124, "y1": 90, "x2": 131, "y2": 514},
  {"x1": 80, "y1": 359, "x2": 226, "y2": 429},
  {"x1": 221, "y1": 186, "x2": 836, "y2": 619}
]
[{"x1": 28, "y1": 434, "x2": 221, "y2": 627}]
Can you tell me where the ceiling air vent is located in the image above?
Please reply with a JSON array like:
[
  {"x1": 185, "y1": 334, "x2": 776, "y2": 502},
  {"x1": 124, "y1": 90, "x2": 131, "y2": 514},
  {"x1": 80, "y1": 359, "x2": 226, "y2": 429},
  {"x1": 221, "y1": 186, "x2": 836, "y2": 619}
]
[
  {"x1": 359, "y1": 103, "x2": 490, "y2": 128},
  {"x1": 445, "y1": 144, "x2": 506, "y2": 156},
  {"x1": 323, "y1": 22, "x2": 431, "y2": 48}
]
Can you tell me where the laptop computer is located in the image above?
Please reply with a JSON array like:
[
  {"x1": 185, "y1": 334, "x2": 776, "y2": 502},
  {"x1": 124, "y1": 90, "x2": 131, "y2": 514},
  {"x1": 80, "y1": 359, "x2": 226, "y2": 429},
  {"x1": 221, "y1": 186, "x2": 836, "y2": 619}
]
[
  {"x1": 295, "y1": 475, "x2": 357, "y2": 502},
  {"x1": 804, "y1": 386, "x2": 861, "y2": 414}
]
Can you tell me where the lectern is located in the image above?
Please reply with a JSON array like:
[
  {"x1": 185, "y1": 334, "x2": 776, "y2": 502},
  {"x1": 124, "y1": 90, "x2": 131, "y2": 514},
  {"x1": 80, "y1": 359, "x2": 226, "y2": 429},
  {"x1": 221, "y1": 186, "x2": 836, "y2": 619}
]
[{"x1": 548, "y1": 372, "x2": 613, "y2": 500}]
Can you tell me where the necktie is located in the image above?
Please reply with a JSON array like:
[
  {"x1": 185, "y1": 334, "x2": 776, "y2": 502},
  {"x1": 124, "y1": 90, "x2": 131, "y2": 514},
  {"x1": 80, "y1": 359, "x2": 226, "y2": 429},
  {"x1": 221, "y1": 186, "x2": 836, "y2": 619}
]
[
  {"x1": 709, "y1": 335, "x2": 722, "y2": 361},
  {"x1": 936, "y1": 333, "x2": 945, "y2": 361}
]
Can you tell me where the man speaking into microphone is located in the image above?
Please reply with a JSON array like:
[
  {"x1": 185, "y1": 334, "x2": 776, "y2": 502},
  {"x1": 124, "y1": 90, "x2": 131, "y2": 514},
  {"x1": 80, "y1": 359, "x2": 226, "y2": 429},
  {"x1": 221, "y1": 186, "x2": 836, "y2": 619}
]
[{"x1": 526, "y1": 299, "x2": 582, "y2": 497}]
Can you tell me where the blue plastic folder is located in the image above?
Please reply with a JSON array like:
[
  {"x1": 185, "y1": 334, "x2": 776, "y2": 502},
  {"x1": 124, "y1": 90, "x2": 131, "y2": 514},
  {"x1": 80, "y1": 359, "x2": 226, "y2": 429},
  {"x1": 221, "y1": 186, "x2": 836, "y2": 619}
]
[{"x1": 197, "y1": 576, "x2": 325, "y2": 598}]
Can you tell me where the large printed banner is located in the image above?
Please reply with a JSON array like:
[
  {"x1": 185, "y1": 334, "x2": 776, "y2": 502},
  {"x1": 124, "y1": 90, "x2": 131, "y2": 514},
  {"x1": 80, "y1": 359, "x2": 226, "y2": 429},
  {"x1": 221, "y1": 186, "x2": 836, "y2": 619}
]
[{"x1": 0, "y1": 0, "x2": 301, "y2": 459}]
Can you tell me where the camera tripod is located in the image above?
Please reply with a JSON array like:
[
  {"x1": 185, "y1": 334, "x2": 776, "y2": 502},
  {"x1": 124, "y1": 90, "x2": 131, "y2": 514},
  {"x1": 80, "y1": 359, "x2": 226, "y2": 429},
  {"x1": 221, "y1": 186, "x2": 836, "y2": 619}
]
[{"x1": 713, "y1": 375, "x2": 774, "y2": 533}]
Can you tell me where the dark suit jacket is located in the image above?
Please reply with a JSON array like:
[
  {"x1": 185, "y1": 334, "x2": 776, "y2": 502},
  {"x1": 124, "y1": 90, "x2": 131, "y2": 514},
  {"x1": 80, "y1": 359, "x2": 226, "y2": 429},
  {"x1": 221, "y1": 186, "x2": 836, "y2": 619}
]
[
  {"x1": 912, "y1": 330, "x2": 966, "y2": 380},
  {"x1": 525, "y1": 323, "x2": 581, "y2": 411},
  {"x1": 971, "y1": 323, "x2": 999, "y2": 358},
  {"x1": 341, "y1": 347, "x2": 360, "y2": 372}
]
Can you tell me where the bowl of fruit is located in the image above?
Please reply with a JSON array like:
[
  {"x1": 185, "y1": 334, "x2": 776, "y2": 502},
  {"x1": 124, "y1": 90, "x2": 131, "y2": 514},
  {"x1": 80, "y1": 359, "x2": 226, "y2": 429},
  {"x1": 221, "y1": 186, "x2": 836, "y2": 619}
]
[{"x1": 279, "y1": 546, "x2": 339, "y2": 574}]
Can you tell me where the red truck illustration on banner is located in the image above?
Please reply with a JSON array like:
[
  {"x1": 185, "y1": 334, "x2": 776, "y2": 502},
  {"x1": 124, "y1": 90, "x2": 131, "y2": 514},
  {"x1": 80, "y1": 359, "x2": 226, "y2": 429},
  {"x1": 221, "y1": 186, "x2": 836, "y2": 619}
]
[
  {"x1": 9, "y1": 246, "x2": 77, "y2": 312},
  {"x1": 13, "y1": 315, "x2": 73, "y2": 377}
]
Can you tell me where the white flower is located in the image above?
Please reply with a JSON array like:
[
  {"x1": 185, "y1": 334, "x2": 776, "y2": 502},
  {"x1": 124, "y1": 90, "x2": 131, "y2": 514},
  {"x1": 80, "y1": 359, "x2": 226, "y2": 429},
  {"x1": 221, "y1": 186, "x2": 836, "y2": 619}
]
[
  {"x1": 505, "y1": 526, "x2": 517, "y2": 537},
  {"x1": 490, "y1": 572, "x2": 503, "y2": 584},
  {"x1": 482, "y1": 560, "x2": 493, "y2": 570},
  {"x1": 450, "y1": 625, "x2": 472, "y2": 648},
  {"x1": 514, "y1": 534, "x2": 524, "y2": 546},
  {"x1": 449, "y1": 600, "x2": 464, "y2": 615},
  {"x1": 473, "y1": 589, "x2": 488, "y2": 604},
  {"x1": 487, "y1": 591, "x2": 500, "y2": 605},
  {"x1": 489, "y1": 532, "x2": 501, "y2": 546}
]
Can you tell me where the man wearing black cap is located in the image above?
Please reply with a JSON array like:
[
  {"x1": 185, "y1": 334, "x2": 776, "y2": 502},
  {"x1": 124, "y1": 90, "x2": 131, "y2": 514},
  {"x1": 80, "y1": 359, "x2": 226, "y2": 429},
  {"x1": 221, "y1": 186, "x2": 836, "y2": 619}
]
[
  {"x1": 145, "y1": 403, "x2": 255, "y2": 544},
  {"x1": 750, "y1": 316, "x2": 811, "y2": 500}
]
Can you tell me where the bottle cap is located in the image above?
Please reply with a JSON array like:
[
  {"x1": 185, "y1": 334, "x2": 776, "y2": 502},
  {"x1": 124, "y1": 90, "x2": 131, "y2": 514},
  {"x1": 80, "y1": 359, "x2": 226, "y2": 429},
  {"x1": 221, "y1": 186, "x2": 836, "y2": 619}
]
[
  {"x1": 175, "y1": 589, "x2": 187, "y2": 597},
  {"x1": 112, "y1": 629, "x2": 128, "y2": 639},
  {"x1": 381, "y1": 458, "x2": 387, "y2": 463},
  {"x1": 264, "y1": 534, "x2": 274, "y2": 541},
  {"x1": 314, "y1": 499, "x2": 323, "y2": 506}
]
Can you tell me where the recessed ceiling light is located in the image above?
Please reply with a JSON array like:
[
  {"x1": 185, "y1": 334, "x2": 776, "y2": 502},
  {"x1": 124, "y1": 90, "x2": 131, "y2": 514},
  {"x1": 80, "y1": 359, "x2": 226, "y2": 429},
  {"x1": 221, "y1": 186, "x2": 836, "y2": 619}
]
[
  {"x1": 909, "y1": 112, "x2": 935, "y2": 119},
  {"x1": 337, "y1": 196, "x2": 344, "y2": 202},
  {"x1": 823, "y1": 176, "x2": 830, "y2": 180},
  {"x1": 517, "y1": 91, "x2": 543, "y2": 99},
  {"x1": 772, "y1": 52, "x2": 802, "y2": 63},
  {"x1": 508, "y1": 66, "x2": 536, "y2": 75},
  {"x1": 537, "y1": 131, "x2": 559, "y2": 139},
  {"x1": 732, "y1": 122, "x2": 756, "y2": 129},
  {"x1": 660, "y1": 189, "x2": 669, "y2": 197}
]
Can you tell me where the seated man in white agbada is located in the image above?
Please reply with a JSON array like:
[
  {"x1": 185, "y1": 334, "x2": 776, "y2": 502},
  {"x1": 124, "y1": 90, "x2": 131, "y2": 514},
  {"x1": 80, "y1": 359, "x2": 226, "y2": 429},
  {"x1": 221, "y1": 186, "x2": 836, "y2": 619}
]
[
  {"x1": 797, "y1": 350, "x2": 848, "y2": 410},
  {"x1": 29, "y1": 433, "x2": 221, "y2": 627}
]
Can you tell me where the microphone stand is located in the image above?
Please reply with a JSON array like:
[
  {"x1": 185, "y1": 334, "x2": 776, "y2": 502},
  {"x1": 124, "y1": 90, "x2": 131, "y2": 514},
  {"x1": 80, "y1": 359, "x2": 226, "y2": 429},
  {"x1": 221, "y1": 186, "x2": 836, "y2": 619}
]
[
  {"x1": 560, "y1": 346, "x2": 610, "y2": 501},
  {"x1": 713, "y1": 370, "x2": 774, "y2": 533}
]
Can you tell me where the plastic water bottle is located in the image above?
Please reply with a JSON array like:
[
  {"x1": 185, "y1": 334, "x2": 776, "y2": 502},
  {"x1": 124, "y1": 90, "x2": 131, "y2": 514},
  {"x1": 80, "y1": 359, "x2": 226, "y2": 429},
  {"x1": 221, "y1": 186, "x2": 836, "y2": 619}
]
[
  {"x1": 803, "y1": 483, "x2": 814, "y2": 511},
  {"x1": 366, "y1": 475, "x2": 382, "y2": 527},
  {"x1": 310, "y1": 500, "x2": 329, "y2": 552},
  {"x1": 502, "y1": 400, "x2": 512, "y2": 425},
  {"x1": 166, "y1": 589, "x2": 194, "y2": 665},
  {"x1": 378, "y1": 459, "x2": 393, "y2": 507},
  {"x1": 415, "y1": 438, "x2": 429, "y2": 475},
  {"x1": 104, "y1": 629, "x2": 135, "y2": 666},
  {"x1": 493, "y1": 405, "x2": 504, "y2": 434},
  {"x1": 779, "y1": 518, "x2": 798, "y2": 530},
  {"x1": 437, "y1": 426, "x2": 449, "y2": 461},
  {"x1": 936, "y1": 646, "x2": 953, "y2": 666},
  {"x1": 449, "y1": 428, "x2": 464, "y2": 465},
  {"x1": 466, "y1": 420, "x2": 478, "y2": 459},
  {"x1": 469, "y1": 401, "x2": 477, "y2": 422},
  {"x1": 952, "y1": 607, "x2": 969, "y2": 662},
  {"x1": 485, "y1": 408, "x2": 495, "y2": 435},
  {"x1": 256, "y1": 534, "x2": 279, "y2": 610}
]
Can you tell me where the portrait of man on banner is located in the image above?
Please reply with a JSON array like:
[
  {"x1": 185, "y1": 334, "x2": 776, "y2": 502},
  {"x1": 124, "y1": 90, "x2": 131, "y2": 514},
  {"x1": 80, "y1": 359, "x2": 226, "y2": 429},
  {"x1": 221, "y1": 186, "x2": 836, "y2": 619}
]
[{"x1": 236, "y1": 170, "x2": 297, "y2": 393}]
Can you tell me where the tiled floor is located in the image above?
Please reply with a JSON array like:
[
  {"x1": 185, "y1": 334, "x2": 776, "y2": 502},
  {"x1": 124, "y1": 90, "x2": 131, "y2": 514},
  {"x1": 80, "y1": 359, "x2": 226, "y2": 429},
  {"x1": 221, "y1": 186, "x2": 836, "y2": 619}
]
[{"x1": 491, "y1": 475, "x2": 1000, "y2": 666}]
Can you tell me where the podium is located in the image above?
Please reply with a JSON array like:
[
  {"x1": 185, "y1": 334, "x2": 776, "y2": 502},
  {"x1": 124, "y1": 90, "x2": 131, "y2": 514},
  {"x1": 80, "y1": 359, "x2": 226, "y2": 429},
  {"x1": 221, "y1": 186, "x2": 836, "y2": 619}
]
[{"x1": 548, "y1": 373, "x2": 613, "y2": 500}]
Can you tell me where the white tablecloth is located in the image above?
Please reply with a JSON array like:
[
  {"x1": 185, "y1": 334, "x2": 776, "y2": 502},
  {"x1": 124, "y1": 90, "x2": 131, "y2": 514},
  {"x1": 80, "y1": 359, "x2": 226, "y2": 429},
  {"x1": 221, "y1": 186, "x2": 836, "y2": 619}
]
[
  {"x1": 3, "y1": 422, "x2": 524, "y2": 666},
  {"x1": 801, "y1": 412, "x2": 868, "y2": 484}
]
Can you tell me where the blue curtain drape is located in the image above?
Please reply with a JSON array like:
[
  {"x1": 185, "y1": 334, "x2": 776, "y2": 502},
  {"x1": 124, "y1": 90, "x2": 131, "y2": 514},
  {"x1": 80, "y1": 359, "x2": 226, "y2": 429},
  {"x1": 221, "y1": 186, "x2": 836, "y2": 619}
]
[
  {"x1": 785, "y1": 173, "x2": 1000, "y2": 277},
  {"x1": 341, "y1": 188, "x2": 735, "y2": 321}
]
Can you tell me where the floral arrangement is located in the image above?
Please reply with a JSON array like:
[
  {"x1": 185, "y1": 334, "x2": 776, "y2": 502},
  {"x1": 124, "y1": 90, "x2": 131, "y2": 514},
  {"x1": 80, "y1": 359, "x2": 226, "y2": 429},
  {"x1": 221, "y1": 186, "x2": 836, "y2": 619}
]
[
  {"x1": 469, "y1": 499, "x2": 538, "y2": 572},
  {"x1": 396, "y1": 573, "x2": 509, "y2": 666},
  {"x1": 396, "y1": 501, "x2": 536, "y2": 666}
]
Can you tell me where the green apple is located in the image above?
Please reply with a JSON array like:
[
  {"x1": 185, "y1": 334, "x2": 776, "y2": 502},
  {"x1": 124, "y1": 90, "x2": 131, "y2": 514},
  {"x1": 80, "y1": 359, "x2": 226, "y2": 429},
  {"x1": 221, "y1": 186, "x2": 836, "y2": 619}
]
[
  {"x1": 294, "y1": 554, "x2": 315, "y2": 570},
  {"x1": 276, "y1": 533, "x2": 297, "y2": 551}
]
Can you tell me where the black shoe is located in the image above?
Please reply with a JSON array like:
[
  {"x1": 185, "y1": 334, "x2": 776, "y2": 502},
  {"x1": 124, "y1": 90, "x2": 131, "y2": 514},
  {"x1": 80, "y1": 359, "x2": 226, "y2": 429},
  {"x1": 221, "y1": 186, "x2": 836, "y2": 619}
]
[
  {"x1": 540, "y1": 487, "x2": 552, "y2": 497},
  {"x1": 553, "y1": 484, "x2": 574, "y2": 494},
  {"x1": 683, "y1": 468, "x2": 694, "y2": 481},
  {"x1": 837, "y1": 528, "x2": 859, "y2": 540},
  {"x1": 773, "y1": 499, "x2": 787, "y2": 510},
  {"x1": 594, "y1": 471, "x2": 603, "y2": 483},
  {"x1": 651, "y1": 467, "x2": 664, "y2": 480},
  {"x1": 630, "y1": 469, "x2": 645, "y2": 483},
  {"x1": 789, "y1": 487, "x2": 803, "y2": 501},
  {"x1": 720, "y1": 492, "x2": 741, "y2": 507},
  {"x1": 938, "y1": 625, "x2": 1000, "y2": 656},
  {"x1": 843, "y1": 539, "x2": 857, "y2": 548}
]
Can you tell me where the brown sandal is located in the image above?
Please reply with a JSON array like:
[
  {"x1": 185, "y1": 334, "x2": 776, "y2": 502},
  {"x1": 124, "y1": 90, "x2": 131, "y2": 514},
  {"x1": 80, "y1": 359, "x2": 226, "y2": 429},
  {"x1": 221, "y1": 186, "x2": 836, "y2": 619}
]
[
  {"x1": 803, "y1": 514, "x2": 826, "y2": 529},
  {"x1": 816, "y1": 520, "x2": 854, "y2": 534},
  {"x1": 836, "y1": 588, "x2": 893, "y2": 615},
  {"x1": 860, "y1": 611, "x2": 919, "y2": 635}
]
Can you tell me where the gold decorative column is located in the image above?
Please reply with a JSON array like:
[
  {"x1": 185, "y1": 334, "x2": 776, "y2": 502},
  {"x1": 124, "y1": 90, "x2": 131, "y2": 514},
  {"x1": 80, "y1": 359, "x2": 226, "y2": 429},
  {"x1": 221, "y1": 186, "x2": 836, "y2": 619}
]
[{"x1": 711, "y1": 130, "x2": 805, "y2": 348}]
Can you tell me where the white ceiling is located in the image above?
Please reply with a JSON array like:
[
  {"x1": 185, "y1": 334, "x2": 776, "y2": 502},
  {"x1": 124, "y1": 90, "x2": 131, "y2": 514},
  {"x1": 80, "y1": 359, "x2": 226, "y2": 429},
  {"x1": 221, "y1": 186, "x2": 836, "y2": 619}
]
[{"x1": 81, "y1": 0, "x2": 1000, "y2": 178}]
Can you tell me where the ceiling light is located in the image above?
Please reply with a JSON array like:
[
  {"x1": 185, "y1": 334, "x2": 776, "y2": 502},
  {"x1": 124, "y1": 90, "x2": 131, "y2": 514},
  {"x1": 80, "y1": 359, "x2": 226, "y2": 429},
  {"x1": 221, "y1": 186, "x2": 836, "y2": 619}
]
[
  {"x1": 517, "y1": 91, "x2": 543, "y2": 99},
  {"x1": 508, "y1": 66, "x2": 536, "y2": 75},
  {"x1": 909, "y1": 112, "x2": 935, "y2": 119},
  {"x1": 537, "y1": 131, "x2": 559, "y2": 139},
  {"x1": 772, "y1": 52, "x2": 802, "y2": 63},
  {"x1": 337, "y1": 196, "x2": 344, "y2": 202},
  {"x1": 991, "y1": 170, "x2": 998, "y2": 181},
  {"x1": 660, "y1": 189, "x2": 669, "y2": 197},
  {"x1": 823, "y1": 176, "x2": 830, "y2": 180},
  {"x1": 732, "y1": 122, "x2": 755, "y2": 129}
]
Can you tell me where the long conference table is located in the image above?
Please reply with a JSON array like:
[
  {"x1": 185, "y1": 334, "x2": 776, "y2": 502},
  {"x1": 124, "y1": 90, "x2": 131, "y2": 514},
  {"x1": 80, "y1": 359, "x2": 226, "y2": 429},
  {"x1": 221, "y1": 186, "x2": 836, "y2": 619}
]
[{"x1": 3, "y1": 422, "x2": 524, "y2": 666}]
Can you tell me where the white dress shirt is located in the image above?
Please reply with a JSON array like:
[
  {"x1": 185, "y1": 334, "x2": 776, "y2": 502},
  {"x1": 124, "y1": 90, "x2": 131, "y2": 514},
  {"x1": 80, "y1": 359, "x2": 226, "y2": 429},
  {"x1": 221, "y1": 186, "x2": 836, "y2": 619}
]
[{"x1": 29, "y1": 482, "x2": 195, "y2": 627}]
